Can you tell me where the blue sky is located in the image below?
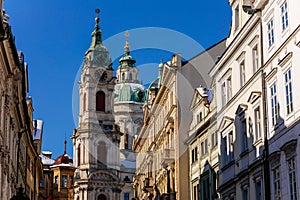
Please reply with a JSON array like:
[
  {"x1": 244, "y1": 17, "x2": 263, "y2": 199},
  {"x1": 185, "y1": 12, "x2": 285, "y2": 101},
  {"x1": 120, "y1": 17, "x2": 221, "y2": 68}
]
[{"x1": 5, "y1": 0, "x2": 231, "y2": 158}]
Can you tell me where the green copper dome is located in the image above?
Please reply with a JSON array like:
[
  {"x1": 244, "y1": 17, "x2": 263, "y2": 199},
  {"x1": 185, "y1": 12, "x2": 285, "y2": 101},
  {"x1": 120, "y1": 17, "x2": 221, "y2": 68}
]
[
  {"x1": 83, "y1": 14, "x2": 112, "y2": 68},
  {"x1": 118, "y1": 35, "x2": 136, "y2": 69},
  {"x1": 114, "y1": 83, "x2": 146, "y2": 103}
]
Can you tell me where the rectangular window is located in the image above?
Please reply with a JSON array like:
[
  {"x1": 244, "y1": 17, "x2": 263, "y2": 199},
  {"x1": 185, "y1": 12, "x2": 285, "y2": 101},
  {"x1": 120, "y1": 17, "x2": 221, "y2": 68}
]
[
  {"x1": 273, "y1": 167, "x2": 281, "y2": 200},
  {"x1": 240, "y1": 60, "x2": 246, "y2": 87},
  {"x1": 223, "y1": 136, "x2": 228, "y2": 164},
  {"x1": 268, "y1": 19, "x2": 275, "y2": 47},
  {"x1": 229, "y1": 131, "x2": 234, "y2": 161},
  {"x1": 254, "y1": 107, "x2": 261, "y2": 141},
  {"x1": 211, "y1": 132, "x2": 218, "y2": 147},
  {"x1": 281, "y1": 1, "x2": 289, "y2": 31},
  {"x1": 200, "y1": 176, "x2": 210, "y2": 200},
  {"x1": 288, "y1": 157, "x2": 297, "y2": 200},
  {"x1": 235, "y1": 5, "x2": 239, "y2": 30},
  {"x1": 270, "y1": 83, "x2": 278, "y2": 126},
  {"x1": 222, "y1": 82, "x2": 227, "y2": 106},
  {"x1": 193, "y1": 184, "x2": 199, "y2": 200},
  {"x1": 242, "y1": 187, "x2": 248, "y2": 200},
  {"x1": 285, "y1": 69, "x2": 293, "y2": 115},
  {"x1": 255, "y1": 180, "x2": 262, "y2": 200},
  {"x1": 241, "y1": 120, "x2": 248, "y2": 152},
  {"x1": 252, "y1": 45, "x2": 259, "y2": 72},
  {"x1": 40, "y1": 180, "x2": 45, "y2": 188},
  {"x1": 201, "y1": 139, "x2": 208, "y2": 156},
  {"x1": 227, "y1": 76, "x2": 232, "y2": 100},
  {"x1": 192, "y1": 147, "x2": 198, "y2": 163},
  {"x1": 62, "y1": 175, "x2": 68, "y2": 187},
  {"x1": 55, "y1": 176, "x2": 59, "y2": 188},
  {"x1": 124, "y1": 193, "x2": 130, "y2": 200},
  {"x1": 223, "y1": 131, "x2": 234, "y2": 165}
]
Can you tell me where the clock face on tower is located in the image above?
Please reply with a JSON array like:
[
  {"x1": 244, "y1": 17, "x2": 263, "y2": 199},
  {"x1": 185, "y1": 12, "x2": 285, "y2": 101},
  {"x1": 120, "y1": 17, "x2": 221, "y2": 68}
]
[{"x1": 100, "y1": 71, "x2": 108, "y2": 82}]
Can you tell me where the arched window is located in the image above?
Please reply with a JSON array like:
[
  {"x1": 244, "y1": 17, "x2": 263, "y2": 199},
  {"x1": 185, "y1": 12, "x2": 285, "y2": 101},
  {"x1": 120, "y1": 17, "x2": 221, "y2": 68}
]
[
  {"x1": 98, "y1": 194, "x2": 107, "y2": 200},
  {"x1": 96, "y1": 91, "x2": 105, "y2": 111},
  {"x1": 122, "y1": 73, "x2": 125, "y2": 81},
  {"x1": 83, "y1": 93, "x2": 86, "y2": 112},
  {"x1": 97, "y1": 141, "x2": 107, "y2": 165},
  {"x1": 77, "y1": 144, "x2": 81, "y2": 166}
]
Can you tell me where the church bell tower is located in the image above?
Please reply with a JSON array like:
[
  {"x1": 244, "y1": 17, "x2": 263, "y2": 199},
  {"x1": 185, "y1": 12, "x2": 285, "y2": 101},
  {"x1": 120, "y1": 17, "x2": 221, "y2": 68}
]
[{"x1": 72, "y1": 9, "x2": 123, "y2": 200}]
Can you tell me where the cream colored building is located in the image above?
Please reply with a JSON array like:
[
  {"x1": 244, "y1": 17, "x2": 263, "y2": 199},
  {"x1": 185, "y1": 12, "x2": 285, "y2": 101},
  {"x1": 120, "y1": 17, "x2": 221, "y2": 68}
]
[
  {"x1": 207, "y1": 0, "x2": 300, "y2": 199},
  {"x1": 133, "y1": 60, "x2": 177, "y2": 200},
  {"x1": 186, "y1": 84, "x2": 218, "y2": 200},
  {"x1": 133, "y1": 37, "x2": 225, "y2": 200},
  {"x1": 209, "y1": 0, "x2": 266, "y2": 198},
  {"x1": 261, "y1": 0, "x2": 300, "y2": 199}
]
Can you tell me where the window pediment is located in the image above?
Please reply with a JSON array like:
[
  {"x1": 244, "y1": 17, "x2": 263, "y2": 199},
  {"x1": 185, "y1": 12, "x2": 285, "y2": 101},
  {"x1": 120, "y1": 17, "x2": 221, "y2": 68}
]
[
  {"x1": 218, "y1": 116, "x2": 234, "y2": 132},
  {"x1": 247, "y1": 91, "x2": 261, "y2": 104},
  {"x1": 235, "y1": 104, "x2": 248, "y2": 116}
]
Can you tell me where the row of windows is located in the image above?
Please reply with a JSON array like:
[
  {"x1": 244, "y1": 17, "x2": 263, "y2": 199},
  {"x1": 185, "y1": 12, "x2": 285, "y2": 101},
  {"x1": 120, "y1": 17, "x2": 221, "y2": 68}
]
[
  {"x1": 53, "y1": 175, "x2": 73, "y2": 188},
  {"x1": 221, "y1": 44, "x2": 259, "y2": 107},
  {"x1": 191, "y1": 133, "x2": 218, "y2": 164},
  {"x1": 222, "y1": 106, "x2": 262, "y2": 165},
  {"x1": 77, "y1": 141, "x2": 107, "y2": 166},
  {"x1": 267, "y1": 1, "x2": 289, "y2": 48}
]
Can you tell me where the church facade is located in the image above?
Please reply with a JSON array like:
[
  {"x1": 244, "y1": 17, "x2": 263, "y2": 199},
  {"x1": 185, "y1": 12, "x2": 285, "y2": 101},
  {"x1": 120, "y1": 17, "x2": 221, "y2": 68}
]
[{"x1": 72, "y1": 11, "x2": 145, "y2": 200}]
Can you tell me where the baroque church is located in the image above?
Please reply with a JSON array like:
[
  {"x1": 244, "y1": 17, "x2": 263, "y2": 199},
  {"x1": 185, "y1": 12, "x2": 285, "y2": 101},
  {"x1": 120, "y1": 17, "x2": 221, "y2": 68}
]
[{"x1": 71, "y1": 10, "x2": 146, "y2": 200}]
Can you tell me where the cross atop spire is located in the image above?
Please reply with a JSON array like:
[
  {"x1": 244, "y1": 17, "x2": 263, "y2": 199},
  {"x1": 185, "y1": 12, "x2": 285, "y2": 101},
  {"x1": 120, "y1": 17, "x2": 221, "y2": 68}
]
[
  {"x1": 95, "y1": 8, "x2": 100, "y2": 24},
  {"x1": 124, "y1": 31, "x2": 130, "y2": 55}
]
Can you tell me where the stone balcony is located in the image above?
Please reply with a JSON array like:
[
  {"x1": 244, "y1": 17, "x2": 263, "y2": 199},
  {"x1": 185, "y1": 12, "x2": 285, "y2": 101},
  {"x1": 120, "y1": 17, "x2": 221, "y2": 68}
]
[{"x1": 160, "y1": 148, "x2": 175, "y2": 167}]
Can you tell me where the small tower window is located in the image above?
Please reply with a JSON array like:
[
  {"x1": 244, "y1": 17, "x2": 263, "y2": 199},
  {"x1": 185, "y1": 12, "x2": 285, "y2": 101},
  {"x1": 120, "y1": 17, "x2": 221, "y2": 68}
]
[
  {"x1": 129, "y1": 73, "x2": 132, "y2": 81},
  {"x1": 97, "y1": 141, "x2": 107, "y2": 165},
  {"x1": 77, "y1": 144, "x2": 81, "y2": 166},
  {"x1": 83, "y1": 93, "x2": 86, "y2": 112},
  {"x1": 96, "y1": 91, "x2": 105, "y2": 111},
  {"x1": 122, "y1": 73, "x2": 125, "y2": 81}
]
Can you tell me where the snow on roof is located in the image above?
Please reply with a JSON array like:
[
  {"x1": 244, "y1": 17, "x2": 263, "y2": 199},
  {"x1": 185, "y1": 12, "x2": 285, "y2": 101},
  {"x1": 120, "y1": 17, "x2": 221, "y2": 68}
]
[
  {"x1": 51, "y1": 163, "x2": 75, "y2": 168},
  {"x1": 40, "y1": 154, "x2": 55, "y2": 165},
  {"x1": 42, "y1": 151, "x2": 52, "y2": 155}
]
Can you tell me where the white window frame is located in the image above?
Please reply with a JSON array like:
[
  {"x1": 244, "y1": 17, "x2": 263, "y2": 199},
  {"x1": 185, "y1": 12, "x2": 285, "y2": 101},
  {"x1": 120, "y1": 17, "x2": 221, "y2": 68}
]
[
  {"x1": 254, "y1": 106, "x2": 262, "y2": 141},
  {"x1": 280, "y1": 1, "x2": 289, "y2": 32},
  {"x1": 270, "y1": 82, "x2": 278, "y2": 126},
  {"x1": 252, "y1": 45, "x2": 259, "y2": 72},
  {"x1": 240, "y1": 59, "x2": 246, "y2": 87},
  {"x1": 284, "y1": 68, "x2": 293, "y2": 115},
  {"x1": 267, "y1": 19, "x2": 275, "y2": 48},
  {"x1": 287, "y1": 156, "x2": 297, "y2": 200}
]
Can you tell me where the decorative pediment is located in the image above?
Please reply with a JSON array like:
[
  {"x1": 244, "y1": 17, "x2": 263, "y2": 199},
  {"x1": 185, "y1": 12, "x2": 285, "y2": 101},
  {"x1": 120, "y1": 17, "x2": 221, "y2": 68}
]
[
  {"x1": 190, "y1": 90, "x2": 202, "y2": 110},
  {"x1": 235, "y1": 104, "x2": 248, "y2": 116},
  {"x1": 90, "y1": 170, "x2": 119, "y2": 182},
  {"x1": 247, "y1": 91, "x2": 261, "y2": 104},
  {"x1": 190, "y1": 87, "x2": 212, "y2": 110},
  {"x1": 218, "y1": 116, "x2": 234, "y2": 132}
]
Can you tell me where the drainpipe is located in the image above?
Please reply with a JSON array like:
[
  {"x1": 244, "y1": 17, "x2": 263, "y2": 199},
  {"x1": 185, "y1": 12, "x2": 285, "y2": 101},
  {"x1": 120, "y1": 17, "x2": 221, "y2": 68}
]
[{"x1": 260, "y1": 15, "x2": 271, "y2": 200}]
